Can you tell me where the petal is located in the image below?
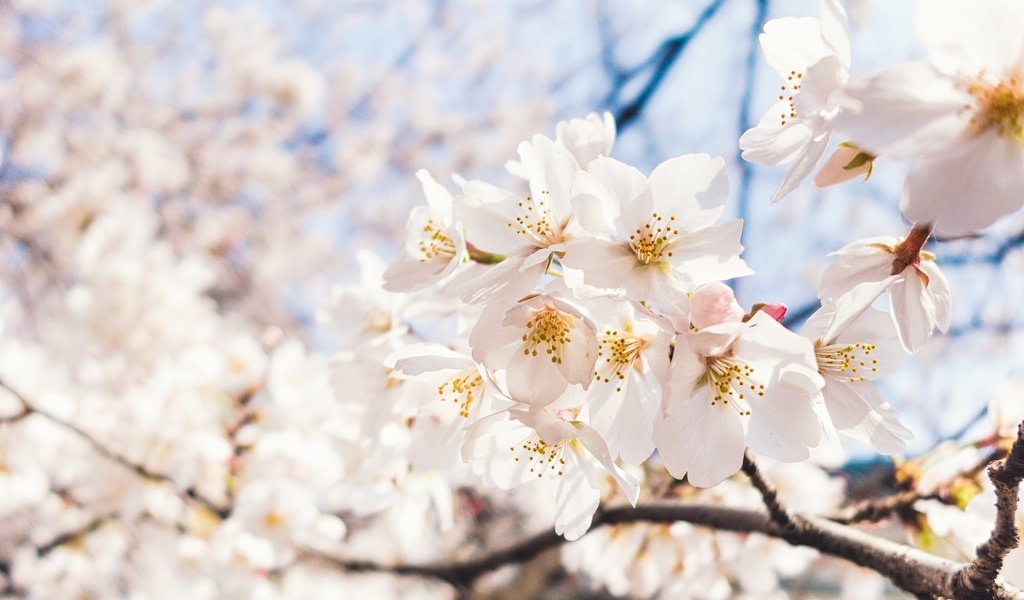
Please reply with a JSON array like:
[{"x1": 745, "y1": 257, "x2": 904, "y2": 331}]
[
  {"x1": 918, "y1": 260, "x2": 952, "y2": 332},
  {"x1": 834, "y1": 63, "x2": 970, "y2": 157},
  {"x1": 901, "y1": 130, "x2": 1024, "y2": 236},
  {"x1": 822, "y1": 379, "x2": 913, "y2": 454},
  {"x1": 580, "y1": 156, "x2": 653, "y2": 234},
  {"x1": 667, "y1": 220, "x2": 753, "y2": 287},
  {"x1": 818, "y1": 0, "x2": 851, "y2": 68},
  {"x1": 916, "y1": 0, "x2": 1024, "y2": 76},
  {"x1": 817, "y1": 248, "x2": 893, "y2": 302},
  {"x1": 519, "y1": 134, "x2": 579, "y2": 220},
  {"x1": 759, "y1": 17, "x2": 828, "y2": 78},
  {"x1": 553, "y1": 469, "x2": 602, "y2": 541},
  {"x1": 821, "y1": 275, "x2": 900, "y2": 343},
  {"x1": 648, "y1": 154, "x2": 729, "y2": 230},
  {"x1": 740, "y1": 103, "x2": 814, "y2": 166},
  {"x1": 890, "y1": 273, "x2": 935, "y2": 353},
  {"x1": 457, "y1": 181, "x2": 535, "y2": 256},
  {"x1": 769, "y1": 130, "x2": 831, "y2": 203},
  {"x1": 575, "y1": 424, "x2": 641, "y2": 505},
  {"x1": 746, "y1": 381, "x2": 822, "y2": 461},
  {"x1": 653, "y1": 387, "x2": 745, "y2": 487}
]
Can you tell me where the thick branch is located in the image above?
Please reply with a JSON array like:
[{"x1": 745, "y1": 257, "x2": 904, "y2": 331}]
[
  {"x1": 308, "y1": 501, "x2": 1024, "y2": 598},
  {"x1": 953, "y1": 423, "x2": 1024, "y2": 599}
]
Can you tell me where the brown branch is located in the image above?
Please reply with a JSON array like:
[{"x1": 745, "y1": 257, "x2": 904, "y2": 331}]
[
  {"x1": 305, "y1": 501, "x2": 1024, "y2": 598},
  {"x1": 831, "y1": 489, "x2": 939, "y2": 525},
  {"x1": 953, "y1": 422, "x2": 1024, "y2": 599},
  {"x1": 741, "y1": 451, "x2": 798, "y2": 529},
  {"x1": 0, "y1": 379, "x2": 230, "y2": 519}
]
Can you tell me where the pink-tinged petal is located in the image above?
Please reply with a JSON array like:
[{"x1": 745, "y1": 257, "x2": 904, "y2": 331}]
[
  {"x1": 916, "y1": 0, "x2": 1024, "y2": 76},
  {"x1": 760, "y1": 303, "x2": 788, "y2": 322},
  {"x1": 901, "y1": 130, "x2": 1024, "y2": 236},
  {"x1": 506, "y1": 344, "x2": 569, "y2": 407},
  {"x1": 689, "y1": 281, "x2": 744, "y2": 329},
  {"x1": 740, "y1": 102, "x2": 814, "y2": 166},
  {"x1": 648, "y1": 154, "x2": 729, "y2": 230},
  {"x1": 821, "y1": 379, "x2": 913, "y2": 454},
  {"x1": 813, "y1": 144, "x2": 871, "y2": 188},
  {"x1": 834, "y1": 63, "x2": 970, "y2": 157},
  {"x1": 819, "y1": 0, "x2": 851, "y2": 68},
  {"x1": 667, "y1": 219, "x2": 753, "y2": 288},
  {"x1": 769, "y1": 130, "x2": 831, "y2": 203},
  {"x1": 759, "y1": 17, "x2": 828, "y2": 78},
  {"x1": 457, "y1": 181, "x2": 536, "y2": 256},
  {"x1": 890, "y1": 273, "x2": 935, "y2": 353},
  {"x1": 575, "y1": 424, "x2": 641, "y2": 505},
  {"x1": 653, "y1": 387, "x2": 745, "y2": 487},
  {"x1": 746, "y1": 381, "x2": 822, "y2": 461},
  {"x1": 469, "y1": 300, "x2": 522, "y2": 368},
  {"x1": 918, "y1": 260, "x2": 952, "y2": 332}
]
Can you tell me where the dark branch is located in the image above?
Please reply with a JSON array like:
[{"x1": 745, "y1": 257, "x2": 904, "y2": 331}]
[
  {"x1": 953, "y1": 422, "x2": 1024, "y2": 599},
  {"x1": 610, "y1": 0, "x2": 728, "y2": 129},
  {"x1": 831, "y1": 489, "x2": 938, "y2": 526},
  {"x1": 306, "y1": 500, "x2": 1024, "y2": 598},
  {"x1": 741, "y1": 450, "x2": 797, "y2": 529}
]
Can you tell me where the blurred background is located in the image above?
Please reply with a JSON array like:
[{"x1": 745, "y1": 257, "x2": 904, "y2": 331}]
[{"x1": 0, "y1": 0, "x2": 1021, "y2": 597}]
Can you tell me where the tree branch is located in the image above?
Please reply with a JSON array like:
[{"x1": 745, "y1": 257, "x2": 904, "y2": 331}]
[
  {"x1": 307, "y1": 500, "x2": 1024, "y2": 598},
  {"x1": 953, "y1": 422, "x2": 1024, "y2": 599},
  {"x1": 741, "y1": 450, "x2": 797, "y2": 529},
  {"x1": 0, "y1": 378, "x2": 230, "y2": 519}
]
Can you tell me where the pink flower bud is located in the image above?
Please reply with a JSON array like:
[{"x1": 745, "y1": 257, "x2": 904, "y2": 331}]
[
  {"x1": 760, "y1": 303, "x2": 788, "y2": 322},
  {"x1": 689, "y1": 282, "x2": 744, "y2": 329}
]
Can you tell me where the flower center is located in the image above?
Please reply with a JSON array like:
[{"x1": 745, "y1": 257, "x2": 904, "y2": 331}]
[
  {"x1": 507, "y1": 190, "x2": 564, "y2": 247},
  {"x1": 509, "y1": 435, "x2": 568, "y2": 478},
  {"x1": 629, "y1": 211, "x2": 680, "y2": 265},
  {"x1": 704, "y1": 355, "x2": 759, "y2": 415},
  {"x1": 814, "y1": 341, "x2": 878, "y2": 383},
  {"x1": 417, "y1": 218, "x2": 456, "y2": 262},
  {"x1": 778, "y1": 70, "x2": 804, "y2": 126},
  {"x1": 594, "y1": 329, "x2": 645, "y2": 392},
  {"x1": 436, "y1": 369, "x2": 484, "y2": 418},
  {"x1": 522, "y1": 308, "x2": 573, "y2": 364},
  {"x1": 967, "y1": 74, "x2": 1024, "y2": 141}
]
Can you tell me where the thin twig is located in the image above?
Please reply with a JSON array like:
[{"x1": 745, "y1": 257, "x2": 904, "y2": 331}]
[
  {"x1": 831, "y1": 489, "x2": 939, "y2": 525},
  {"x1": 0, "y1": 379, "x2": 230, "y2": 518},
  {"x1": 953, "y1": 422, "x2": 1024, "y2": 599}
]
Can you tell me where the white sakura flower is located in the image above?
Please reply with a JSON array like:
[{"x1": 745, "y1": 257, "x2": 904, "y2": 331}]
[
  {"x1": 818, "y1": 229, "x2": 952, "y2": 353},
  {"x1": 653, "y1": 312, "x2": 824, "y2": 487},
  {"x1": 554, "y1": 111, "x2": 617, "y2": 167},
  {"x1": 462, "y1": 405, "x2": 639, "y2": 540},
  {"x1": 383, "y1": 170, "x2": 466, "y2": 292},
  {"x1": 388, "y1": 342, "x2": 500, "y2": 422},
  {"x1": 739, "y1": 0, "x2": 852, "y2": 202},
  {"x1": 802, "y1": 306, "x2": 913, "y2": 454},
  {"x1": 469, "y1": 292, "x2": 598, "y2": 407},
  {"x1": 834, "y1": 0, "x2": 1024, "y2": 235},
  {"x1": 581, "y1": 297, "x2": 673, "y2": 465},
  {"x1": 507, "y1": 112, "x2": 616, "y2": 178},
  {"x1": 561, "y1": 154, "x2": 751, "y2": 310},
  {"x1": 450, "y1": 135, "x2": 580, "y2": 304}
]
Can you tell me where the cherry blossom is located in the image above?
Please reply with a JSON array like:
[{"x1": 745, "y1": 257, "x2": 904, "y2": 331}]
[
  {"x1": 834, "y1": 0, "x2": 1024, "y2": 235},
  {"x1": 654, "y1": 312, "x2": 824, "y2": 487},
  {"x1": 817, "y1": 228, "x2": 952, "y2": 353},
  {"x1": 469, "y1": 291, "x2": 599, "y2": 406},
  {"x1": 802, "y1": 306, "x2": 913, "y2": 454},
  {"x1": 561, "y1": 154, "x2": 751, "y2": 310},
  {"x1": 462, "y1": 404, "x2": 639, "y2": 540},
  {"x1": 739, "y1": 0, "x2": 852, "y2": 202}
]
